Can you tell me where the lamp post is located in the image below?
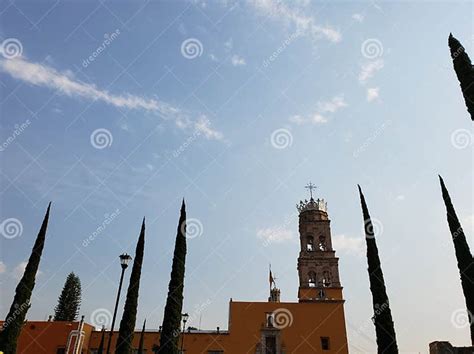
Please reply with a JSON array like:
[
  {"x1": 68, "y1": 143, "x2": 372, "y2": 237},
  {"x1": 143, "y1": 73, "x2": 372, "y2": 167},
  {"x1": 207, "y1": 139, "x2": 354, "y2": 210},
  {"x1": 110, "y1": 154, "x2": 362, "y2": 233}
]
[
  {"x1": 180, "y1": 313, "x2": 189, "y2": 353},
  {"x1": 106, "y1": 253, "x2": 132, "y2": 354}
]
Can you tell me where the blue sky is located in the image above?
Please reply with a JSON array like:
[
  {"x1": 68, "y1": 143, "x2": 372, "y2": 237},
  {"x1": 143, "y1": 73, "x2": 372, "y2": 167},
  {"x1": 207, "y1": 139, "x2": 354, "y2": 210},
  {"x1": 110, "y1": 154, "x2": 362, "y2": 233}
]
[{"x1": 0, "y1": 0, "x2": 473, "y2": 352}]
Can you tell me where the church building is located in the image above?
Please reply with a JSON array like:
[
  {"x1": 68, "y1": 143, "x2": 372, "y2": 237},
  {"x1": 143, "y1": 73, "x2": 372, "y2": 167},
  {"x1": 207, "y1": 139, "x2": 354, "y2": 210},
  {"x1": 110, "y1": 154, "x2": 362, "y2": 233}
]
[{"x1": 2, "y1": 191, "x2": 349, "y2": 353}]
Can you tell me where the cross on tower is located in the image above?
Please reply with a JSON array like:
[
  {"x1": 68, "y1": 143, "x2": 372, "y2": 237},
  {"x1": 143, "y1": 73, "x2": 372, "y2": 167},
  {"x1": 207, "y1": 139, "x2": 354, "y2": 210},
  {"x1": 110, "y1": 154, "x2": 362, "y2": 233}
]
[{"x1": 305, "y1": 182, "x2": 317, "y2": 200}]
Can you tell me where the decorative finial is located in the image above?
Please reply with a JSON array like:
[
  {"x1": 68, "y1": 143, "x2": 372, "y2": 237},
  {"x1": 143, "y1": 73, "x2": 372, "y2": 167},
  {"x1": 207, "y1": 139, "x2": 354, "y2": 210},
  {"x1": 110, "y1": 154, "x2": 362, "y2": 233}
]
[{"x1": 305, "y1": 182, "x2": 317, "y2": 200}]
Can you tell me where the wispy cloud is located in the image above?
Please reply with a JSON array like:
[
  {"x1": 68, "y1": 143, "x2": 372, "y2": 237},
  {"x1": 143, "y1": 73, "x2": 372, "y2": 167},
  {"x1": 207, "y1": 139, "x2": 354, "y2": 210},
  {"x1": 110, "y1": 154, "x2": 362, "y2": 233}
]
[
  {"x1": 194, "y1": 116, "x2": 224, "y2": 141},
  {"x1": 352, "y1": 13, "x2": 364, "y2": 23},
  {"x1": 249, "y1": 0, "x2": 341, "y2": 43},
  {"x1": 257, "y1": 227, "x2": 294, "y2": 243},
  {"x1": 289, "y1": 95, "x2": 347, "y2": 125},
  {"x1": 0, "y1": 58, "x2": 224, "y2": 140},
  {"x1": 333, "y1": 234, "x2": 364, "y2": 256},
  {"x1": 231, "y1": 54, "x2": 246, "y2": 66},
  {"x1": 0, "y1": 261, "x2": 6, "y2": 274},
  {"x1": 367, "y1": 87, "x2": 379, "y2": 102},
  {"x1": 318, "y1": 95, "x2": 347, "y2": 113},
  {"x1": 359, "y1": 59, "x2": 384, "y2": 83}
]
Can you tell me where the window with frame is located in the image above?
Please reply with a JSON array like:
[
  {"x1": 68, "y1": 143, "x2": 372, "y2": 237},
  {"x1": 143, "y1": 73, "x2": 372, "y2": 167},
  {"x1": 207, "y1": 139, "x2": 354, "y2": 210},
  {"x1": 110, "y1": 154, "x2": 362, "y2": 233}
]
[{"x1": 321, "y1": 337, "x2": 330, "y2": 350}]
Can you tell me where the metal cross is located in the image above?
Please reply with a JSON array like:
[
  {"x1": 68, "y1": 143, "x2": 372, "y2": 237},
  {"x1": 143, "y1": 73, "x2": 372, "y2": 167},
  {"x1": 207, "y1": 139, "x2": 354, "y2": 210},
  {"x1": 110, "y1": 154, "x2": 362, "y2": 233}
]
[{"x1": 305, "y1": 182, "x2": 317, "y2": 199}]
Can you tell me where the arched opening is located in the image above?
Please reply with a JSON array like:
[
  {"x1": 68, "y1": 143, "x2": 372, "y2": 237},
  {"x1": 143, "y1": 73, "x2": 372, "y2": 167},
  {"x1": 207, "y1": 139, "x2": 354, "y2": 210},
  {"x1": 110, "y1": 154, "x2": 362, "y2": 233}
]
[
  {"x1": 308, "y1": 271, "x2": 317, "y2": 287},
  {"x1": 322, "y1": 270, "x2": 331, "y2": 287},
  {"x1": 306, "y1": 235, "x2": 314, "y2": 251},
  {"x1": 318, "y1": 236, "x2": 327, "y2": 251}
]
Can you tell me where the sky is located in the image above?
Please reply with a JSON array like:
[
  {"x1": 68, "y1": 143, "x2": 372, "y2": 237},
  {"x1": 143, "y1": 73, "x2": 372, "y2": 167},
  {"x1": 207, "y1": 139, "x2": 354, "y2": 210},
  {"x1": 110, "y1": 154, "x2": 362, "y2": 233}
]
[{"x1": 0, "y1": 0, "x2": 473, "y2": 352}]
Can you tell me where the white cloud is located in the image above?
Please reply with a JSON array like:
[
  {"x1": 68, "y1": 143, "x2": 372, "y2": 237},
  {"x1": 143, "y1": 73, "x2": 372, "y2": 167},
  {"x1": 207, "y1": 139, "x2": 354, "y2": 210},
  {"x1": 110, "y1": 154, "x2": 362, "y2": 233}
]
[
  {"x1": 352, "y1": 13, "x2": 364, "y2": 22},
  {"x1": 231, "y1": 54, "x2": 246, "y2": 66},
  {"x1": 194, "y1": 116, "x2": 224, "y2": 141},
  {"x1": 289, "y1": 95, "x2": 346, "y2": 125},
  {"x1": 333, "y1": 234, "x2": 364, "y2": 256},
  {"x1": 249, "y1": 0, "x2": 341, "y2": 43},
  {"x1": 0, "y1": 261, "x2": 6, "y2": 274},
  {"x1": 13, "y1": 261, "x2": 26, "y2": 279},
  {"x1": 395, "y1": 194, "x2": 405, "y2": 201},
  {"x1": 257, "y1": 227, "x2": 294, "y2": 243},
  {"x1": 367, "y1": 87, "x2": 379, "y2": 102},
  {"x1": 224, "y1": 38, "x2": 233, "y2": 51},
  {"x1": 359, "y1": 59, "x2": 384, "y2": 83},
  {"x1": 0, "y1": 58, "x2": 224, "y2": 140},
  {"x1": 317, "y1": 95, "x2": 347, "y2": 113}
]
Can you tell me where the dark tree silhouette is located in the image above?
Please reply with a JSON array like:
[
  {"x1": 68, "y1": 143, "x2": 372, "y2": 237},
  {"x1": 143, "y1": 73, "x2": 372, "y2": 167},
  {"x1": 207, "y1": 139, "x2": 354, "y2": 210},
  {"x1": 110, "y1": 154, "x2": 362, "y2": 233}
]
[
  {"x1": 159, "y1": 200, "x2": 187, "y2": 354},
  {"x1": 448, "y1": 33, "x2": 474, "y2": 121},
  {"x1": 137, "y1": 319, "x2": 146, "y2": 354},
  {"x1": 97, "y1": 326, "x2": 106, "y2": 354},
  {"x1": 0, "y1": 203, "x2": 51, "y2": 354},
  {"x1": 53, "y1": 272, "x2": 82, "y2": 321},
  {"x1": 439, "y1": 176, "x2": 474, "y2": 345},
  {"x1": 358, "y1": 187, "x2": 398, "y2": 353},
  {"x1": 115, "y1": 219, "x2": 146, "y2": 354}
]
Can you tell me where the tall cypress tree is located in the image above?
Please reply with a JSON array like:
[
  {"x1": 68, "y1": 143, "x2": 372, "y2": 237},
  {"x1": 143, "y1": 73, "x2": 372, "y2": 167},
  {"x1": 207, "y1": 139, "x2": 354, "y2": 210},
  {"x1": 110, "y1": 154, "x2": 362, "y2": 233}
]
[
  {"x1": 53, "y1": 272, "x2": 82, "y2": 321},
  {"x1": 358, "y1": 187, "x2": 398, "y2": 353},
  {"x1": 439, "y1": 176, "x2": 474, "y2": 345},
  {"x1": 159, "y1": 200, "x2": 187, "y2": 354},
  {"x1": 97, "y1": 326, "x2": 106, "y2": 354},
  {"x1": 448, "y1": 33, "x2": 474, "y2": 121},
  {"x1": 115, "y1": 219, "x2": 146, "y2": 354},
  {"x1": 137, "y1": 319, "x2": 146, "y2": 354},
  {"x1": 0, "y1": 203, "x2": 51, "y2": 354}
]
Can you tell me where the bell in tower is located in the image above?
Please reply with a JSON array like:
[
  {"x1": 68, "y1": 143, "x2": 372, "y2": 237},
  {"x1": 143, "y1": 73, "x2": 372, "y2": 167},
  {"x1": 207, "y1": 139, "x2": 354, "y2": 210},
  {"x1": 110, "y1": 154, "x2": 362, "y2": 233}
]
[{"x1": 296, "y1": 183, "x2": 343, "y2": 302}]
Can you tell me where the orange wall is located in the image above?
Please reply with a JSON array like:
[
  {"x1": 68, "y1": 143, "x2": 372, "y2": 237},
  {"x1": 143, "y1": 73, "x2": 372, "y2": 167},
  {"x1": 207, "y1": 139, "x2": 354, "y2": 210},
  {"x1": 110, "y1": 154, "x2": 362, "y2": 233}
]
[
  {"x1": 0, "y1": 321, "x2": 93, "y2": 354},
  {"x1": 89, "y1": 300, "x2": 348, "y2": 354},
  {"x1": 4, "y1": 299, "x2": 348, "y2": 353}
]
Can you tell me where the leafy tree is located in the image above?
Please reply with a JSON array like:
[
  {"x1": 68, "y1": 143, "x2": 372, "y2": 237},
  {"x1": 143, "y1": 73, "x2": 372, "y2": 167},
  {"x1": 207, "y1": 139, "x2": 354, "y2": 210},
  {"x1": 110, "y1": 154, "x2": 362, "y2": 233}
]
[
  {"x1": 358, "y1": 187, "x2": 398, "y2": 353},
  {"x1": 53, "y1": 272, "x2": 81, "y2": 321},
  {"x1": 439, "y1": 176, "x2": 474, "y2": 345},
  {"x1": 115, "y1": 219, "x2": 146, "y2": 354},
  {"x1": 159, "y1": 200, "x2": 187, "y2": 354},
  {"x1": 137, "y1": 319, "x2": 146, "y2": 354},
  {"x1": 0, "y1": 203, "x2": 51, "y2": 354},
  {"x1": 448, "y1": 33, "x2": 474, "y2": 121}
]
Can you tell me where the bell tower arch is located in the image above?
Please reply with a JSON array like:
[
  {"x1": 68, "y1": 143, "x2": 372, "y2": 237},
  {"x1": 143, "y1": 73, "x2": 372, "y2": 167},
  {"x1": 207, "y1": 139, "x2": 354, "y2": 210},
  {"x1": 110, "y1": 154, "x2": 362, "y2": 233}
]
[{"x1": 296, "y1": 184, "x2": 343, "y2": 302}]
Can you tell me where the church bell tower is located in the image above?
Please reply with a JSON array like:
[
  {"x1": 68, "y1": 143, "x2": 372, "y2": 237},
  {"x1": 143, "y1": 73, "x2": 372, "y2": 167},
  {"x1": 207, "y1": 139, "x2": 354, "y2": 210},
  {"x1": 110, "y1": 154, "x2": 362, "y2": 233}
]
[{"x1": 296, "y1": 183, "x2": 343, "y2": 302}]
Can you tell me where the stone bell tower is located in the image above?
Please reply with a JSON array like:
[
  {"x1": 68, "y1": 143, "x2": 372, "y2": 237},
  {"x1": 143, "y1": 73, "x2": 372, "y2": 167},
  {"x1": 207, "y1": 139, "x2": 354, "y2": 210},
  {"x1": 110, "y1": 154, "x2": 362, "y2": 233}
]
[{"x1": 296, "y1": 183, "x2": 343, "y2": 302}]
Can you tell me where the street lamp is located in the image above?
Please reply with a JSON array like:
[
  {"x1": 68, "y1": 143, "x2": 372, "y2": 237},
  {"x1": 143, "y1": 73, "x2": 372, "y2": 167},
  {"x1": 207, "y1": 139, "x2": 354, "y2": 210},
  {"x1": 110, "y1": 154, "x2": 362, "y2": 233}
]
[
  {"x1": 180, "y1": 313, "x2": 189, "y2": 352},
  {"x1": 106, "y1": 253, "x2": 132, "y2": 354}
]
